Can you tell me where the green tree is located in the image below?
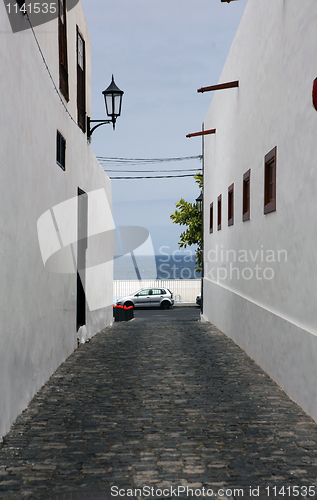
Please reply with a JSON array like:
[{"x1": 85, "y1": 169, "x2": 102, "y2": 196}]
[{"x1": 170, "y1": 173, "x2": 203, "y2": 271}]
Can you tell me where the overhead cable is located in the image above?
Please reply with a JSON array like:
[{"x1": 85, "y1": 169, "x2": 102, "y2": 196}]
[
  {"x1": 97, "y1": 155, "x2": 202, "y2": 165},
  {"x1": 103, "y1": 168, "x2": 202, "y2": 173}
]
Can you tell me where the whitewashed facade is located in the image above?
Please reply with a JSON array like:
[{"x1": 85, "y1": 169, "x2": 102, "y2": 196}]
[
  {"x1": 0, "y1": 2, "x2": 113, "y2": 439},
  {"x1": 202, "y1": 0, "x2": 317, "y2": 421}
]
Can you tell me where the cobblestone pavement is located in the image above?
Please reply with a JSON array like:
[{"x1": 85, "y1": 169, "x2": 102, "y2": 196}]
[{"x1": 1, "y1": 308, "x2": 317, "y2": 500}]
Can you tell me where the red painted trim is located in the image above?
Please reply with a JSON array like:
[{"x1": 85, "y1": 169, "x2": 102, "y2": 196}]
[
  {"x1": 186, "y1": 129, "x2": 216, "y2": 138},
  {"x1": 197, "y1": 81, "x2": 239, "y2": 93}
]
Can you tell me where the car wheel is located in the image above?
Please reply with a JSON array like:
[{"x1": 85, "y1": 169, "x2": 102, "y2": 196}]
[
  {"x1": 161, "y1": 301, "x2": 170, "y2": 310},
  {"x1": 124, "y1": 301, "x2": 134, "y2": 308}
]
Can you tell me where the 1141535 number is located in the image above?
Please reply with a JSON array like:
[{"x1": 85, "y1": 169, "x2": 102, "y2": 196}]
[
  {"x1": 6, "y1": 3, "x2": 57, "y2": 14},
  {"x1": 265, "y1": 486, "x2": 316, "y2": 497}
]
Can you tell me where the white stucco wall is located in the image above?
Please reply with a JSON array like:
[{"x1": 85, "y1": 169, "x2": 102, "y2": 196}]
[
  {"x1": 0, "y1": 2, "x2": 113, "y2": 439},
  {"x1": 203, "y1": 0, "x2": 317, "y2": 421}
]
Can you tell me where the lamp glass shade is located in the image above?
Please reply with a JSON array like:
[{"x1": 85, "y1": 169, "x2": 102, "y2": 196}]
[
  {"x1": 102, "y1": 75, "x2": 124, "y2": 119},
  {"x1": 196, "y1": 192, "x2": 203, "y2": 213}
]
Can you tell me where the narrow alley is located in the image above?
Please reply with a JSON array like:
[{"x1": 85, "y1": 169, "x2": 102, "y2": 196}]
[{"x1": 0, "y1": 307, "x2": 316, "y2": 500}]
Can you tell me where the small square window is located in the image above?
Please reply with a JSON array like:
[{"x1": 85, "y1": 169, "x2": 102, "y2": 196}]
[
  {"x1": 243, "y1": 169, "x2": 251, "y2": 221},
  {"x1": 209, "y1": 203, "x2": 213, "y2": 233},
  {"x1": 228, "y1": 183, "x2": 234, "y2": 226},
  {"x1": 217, "y1": 194, "x2": 222, "y2": 231},
  {"x1": 56, "y1": 130, "x2": 66, "y2": 170},
  {"x1": 264, "y1": 147, "x2": 277, "y2": 214}
]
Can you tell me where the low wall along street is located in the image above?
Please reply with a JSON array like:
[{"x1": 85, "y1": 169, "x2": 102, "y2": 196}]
[{"x1": 113, "y1": 280, "x2": 201, "y2": 304}]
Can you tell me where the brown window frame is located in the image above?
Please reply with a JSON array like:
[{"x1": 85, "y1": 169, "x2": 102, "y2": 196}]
[
  {"x1": 58, "y1": 0, "x2": 69, "y2": 101},
  {"x1": 228, "y1": 183, "x2": 234, "y2": 226},
  {"x1": 56, "y1": 130, "x2": 66, "y2": 171},
  {"x1": 243, "y1": 169, "x2": 251, "y2": 221},
  {"x1": 264, "y1": 146, "x2": 277, "y2": 214},
  {"x1": 217, "y1": 194, "x2": 222, "y2": 231},
  {"x1": 77, "y1": 26, "x2": 86, "y2": 132},
  {"x1": 209, "y1": 203, "x2": 213, "y2": 234}
]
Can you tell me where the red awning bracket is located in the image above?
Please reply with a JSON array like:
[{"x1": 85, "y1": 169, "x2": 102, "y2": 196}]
[
  {"x1": 186, "y1": 129, "x2": 216, "y2": 138},
  {"x1": 197, "y1": 80, "x2": 239, "y2": 93}
]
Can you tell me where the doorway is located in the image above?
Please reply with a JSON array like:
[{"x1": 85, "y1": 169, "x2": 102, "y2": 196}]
[{"x1": 76, "y1": 188, "x2": 88, "y2": 331}]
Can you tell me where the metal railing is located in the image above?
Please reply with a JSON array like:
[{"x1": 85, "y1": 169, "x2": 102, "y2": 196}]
[{"x1": 113, "y1": 279, "x2": 201, "y2": 304}]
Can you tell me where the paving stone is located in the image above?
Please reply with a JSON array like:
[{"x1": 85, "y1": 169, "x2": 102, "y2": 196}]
[{"x1": 0, "y1": 309, "x2": 317, "y2": 500}]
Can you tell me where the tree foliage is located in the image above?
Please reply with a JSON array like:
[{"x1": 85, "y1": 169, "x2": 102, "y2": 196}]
[{"x1": 170, "y1": 174, "x2": 203, "y2": 271}]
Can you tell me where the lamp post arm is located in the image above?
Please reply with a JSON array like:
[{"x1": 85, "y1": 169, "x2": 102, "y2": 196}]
[{"x1": 87, "y1": 116, "x2": 116, "y2": 140}]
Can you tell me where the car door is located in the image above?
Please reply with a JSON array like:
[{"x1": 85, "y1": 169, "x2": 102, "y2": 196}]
[
  {"x1": 134, "y1": 289, "x2": 151, "y2": 307},
  {"x1": 150, "y1": 288, "x2": 164, "y2": 307}
]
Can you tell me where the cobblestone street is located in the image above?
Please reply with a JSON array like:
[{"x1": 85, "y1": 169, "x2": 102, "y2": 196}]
[{"x1": 0, "y1": 307, "x2": 317, "y2": 500}]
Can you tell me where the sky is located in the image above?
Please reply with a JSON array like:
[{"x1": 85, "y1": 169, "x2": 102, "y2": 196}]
[{"x1": 80, "y1": 0, "x2": 248, "y2": 255}]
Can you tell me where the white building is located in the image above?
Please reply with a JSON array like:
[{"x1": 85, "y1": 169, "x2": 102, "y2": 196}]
[
  {"x1": 202, "y1": 0, "x2": 317, "y2": 422},
  {"x1": 0, "y1": 1, "x2": 113, "y2": 439}
]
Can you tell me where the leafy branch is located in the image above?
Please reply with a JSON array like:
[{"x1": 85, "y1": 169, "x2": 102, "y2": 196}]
[{"x1": 170, "y1": 174, "x2": 203, "y2": 271}]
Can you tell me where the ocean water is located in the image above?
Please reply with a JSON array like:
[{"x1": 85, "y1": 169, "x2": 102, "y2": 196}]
[{"x1": 114, "y1": 254, "x2": 201, "y2": 280}]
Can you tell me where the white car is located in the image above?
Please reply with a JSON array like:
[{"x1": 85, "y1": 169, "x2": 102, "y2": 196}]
[{"x1": 116, "y1": 287, "x2": 174, "y2": 309}]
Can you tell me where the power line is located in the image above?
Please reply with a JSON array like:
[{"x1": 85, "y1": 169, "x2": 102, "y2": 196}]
[
  {"x1": 109, "y1": 173, "x2": 200, "y2": 179},
  {"x1": 103, "y1": 168, "x2": 202, "y2": 173},
  {"x1": 97, "y1": 155, "x2": 202, "y2": 165},
  {"x1": 97, "y1": 155, "x2": 202, "y2": 161},
  {"x1": 99, "y1": 156, "x2": 203, "y2": 177}
]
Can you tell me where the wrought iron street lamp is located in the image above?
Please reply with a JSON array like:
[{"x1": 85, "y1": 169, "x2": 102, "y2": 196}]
[
  {"x1": 87, "y1": 75, "x2": 124, "y2": 140},
  {"x1": 196, "y1": 192, "x2": 203, "y2": 213}
]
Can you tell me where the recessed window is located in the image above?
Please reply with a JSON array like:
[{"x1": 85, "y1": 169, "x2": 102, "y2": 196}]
[
  {"x1": 264, "y1": 146, "x2": 277, "y2": 214},
  {"x1": 56, "y1": 131, "x2": 66, "y2": 170},
  {"x1": 58, "y1": 0, "x2": 69, "y2": 101},
  {"x1": 243, "y1": 169, "x2": 251, "y2": 221},
  {"x1": 217, "y1": 195, "x2": 222, "y2": 231},
  {"x1": 209, "y1": 203, "x2": 213, "y2": 233},
  {"x1": 228, "y1": 184, "x2": 234, "y2": 226},
  {"x1": 77, "y1": 27, "x2": 86, "y2": 132}
]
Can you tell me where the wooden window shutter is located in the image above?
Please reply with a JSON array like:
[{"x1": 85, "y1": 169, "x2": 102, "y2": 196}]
[
  {"x1": 77, "y1": 27, "x2": 86, "y2": 132},
  {"x1": 58, "y1": 0, "x2": 69, "y2": 101}
]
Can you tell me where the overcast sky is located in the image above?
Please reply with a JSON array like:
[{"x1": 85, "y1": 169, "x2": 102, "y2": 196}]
[{"x1": 80, "y1": 0, "x2": 248, "y2": 255}]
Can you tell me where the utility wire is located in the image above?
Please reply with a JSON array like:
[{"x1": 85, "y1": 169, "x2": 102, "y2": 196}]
[
  {"x1": 97, "y1": 155, "x2": 202, "y2": 163},
  {"x1": 97, "y1": 156, "x2": 203, "y2": 168},
  {"x1": 99, "y1": 156, "x2": 203, "y2": 177},
  {"x1": 103, "y1": 168, "x2": 202, "y2": 173},
  {"x1": 109, "y1": 173, "x2": 200, "y2": 179},
  {"x1": 25, "y1": 11, "x2": 77, "y2": 126}
]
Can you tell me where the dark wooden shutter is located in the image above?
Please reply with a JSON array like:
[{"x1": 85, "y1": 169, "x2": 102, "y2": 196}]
[
  {"x1": 58, "y1": 0, "x2": 69, "y2": 101},
  {"x1": 56, "y1": 131, "x2": 66, "y2": 170},
  {"x1": 77, "y1": 27, "x2": 86, "y2": 131}
]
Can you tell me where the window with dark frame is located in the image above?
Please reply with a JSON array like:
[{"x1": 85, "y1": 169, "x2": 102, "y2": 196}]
[
  {"x1": 77, "y1": 27, "x2": 86, "y2": 132},
  {"x1": 243, "y1": 169, "x2": 251, "y2": 221},
  {"x1": 56, "y1": 131, "x2": 66, "y2": 170},
  {"x1": 217, "y1": 195, "x2": 222, "y2": 231},
  {"x1": 228, "y1": 184, "x2": 234, "y2": 226},
  {"x1": 209, "y1": 203, "x2": 213, "y2": 233},
  {"x1": 58, "y1": 0, "x2": 69, "y2": 101},
  {"x1": 264, "y1": 146, "x2": 277, "y2": 214}
]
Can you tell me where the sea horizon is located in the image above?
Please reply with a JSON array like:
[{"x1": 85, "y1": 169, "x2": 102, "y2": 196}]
[{"x1": 114, "y1": 254, "x2": 201, "y2": 281}]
